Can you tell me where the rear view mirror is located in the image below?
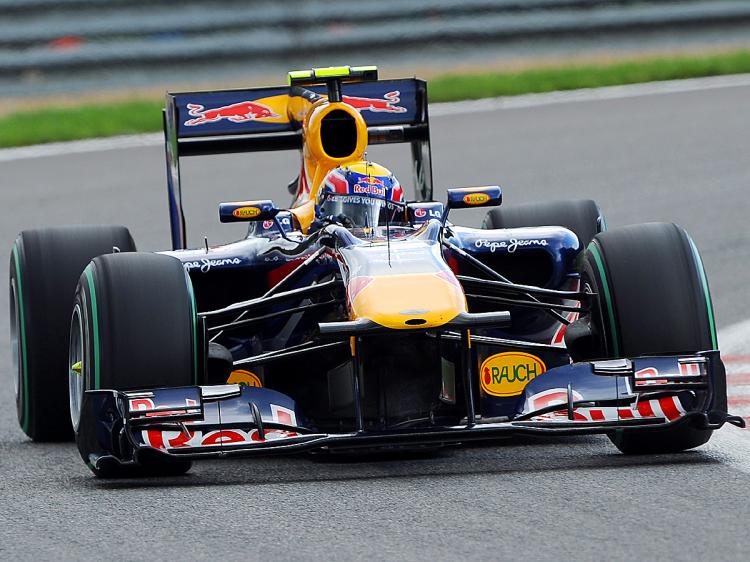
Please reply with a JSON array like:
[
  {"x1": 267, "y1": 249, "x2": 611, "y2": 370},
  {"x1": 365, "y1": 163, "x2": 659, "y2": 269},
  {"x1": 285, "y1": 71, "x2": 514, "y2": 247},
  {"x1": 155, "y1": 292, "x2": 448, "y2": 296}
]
[
  {"x1": 446, "y1": 186, "x2": 502, "y2": 210},
  {"x1": 219, "y1": 200, "x2": 279, "y2": 223}
]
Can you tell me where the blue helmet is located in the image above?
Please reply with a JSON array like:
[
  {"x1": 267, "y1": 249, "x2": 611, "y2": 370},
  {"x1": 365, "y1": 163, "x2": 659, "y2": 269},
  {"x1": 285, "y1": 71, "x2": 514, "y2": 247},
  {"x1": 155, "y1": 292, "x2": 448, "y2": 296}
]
[{"x1": 318, "y1": 161, "x2": 405, "y2": 229}]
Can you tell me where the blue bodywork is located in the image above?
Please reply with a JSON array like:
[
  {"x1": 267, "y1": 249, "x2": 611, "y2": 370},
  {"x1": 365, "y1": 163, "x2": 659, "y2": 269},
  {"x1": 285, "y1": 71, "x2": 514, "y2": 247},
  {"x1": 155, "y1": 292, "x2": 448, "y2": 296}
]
[{"x1": 74, "y1": 72, "x2": 737, "y2": 473}]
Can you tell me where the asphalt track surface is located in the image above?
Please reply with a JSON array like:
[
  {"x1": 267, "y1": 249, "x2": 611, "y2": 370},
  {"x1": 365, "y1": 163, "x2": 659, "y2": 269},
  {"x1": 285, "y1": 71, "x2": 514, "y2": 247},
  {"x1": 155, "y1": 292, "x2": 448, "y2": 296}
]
[{"x1": 1, "y1": 82, "x2": 749, "y2": 561}]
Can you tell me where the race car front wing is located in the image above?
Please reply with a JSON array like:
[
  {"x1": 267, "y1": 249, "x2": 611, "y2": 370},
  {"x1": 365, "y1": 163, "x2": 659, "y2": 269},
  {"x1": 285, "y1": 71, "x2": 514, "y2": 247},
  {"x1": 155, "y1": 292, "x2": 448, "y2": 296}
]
[{"x1": 76, "y1": 350, "x2": 744, "y2": 472}]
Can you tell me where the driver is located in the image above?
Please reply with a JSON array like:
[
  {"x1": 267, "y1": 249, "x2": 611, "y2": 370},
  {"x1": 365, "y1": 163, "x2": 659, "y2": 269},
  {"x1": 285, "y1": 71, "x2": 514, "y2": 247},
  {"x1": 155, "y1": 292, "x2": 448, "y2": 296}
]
[{"x1": 315, "y1": 161, "x2": 405, "y2": 230}]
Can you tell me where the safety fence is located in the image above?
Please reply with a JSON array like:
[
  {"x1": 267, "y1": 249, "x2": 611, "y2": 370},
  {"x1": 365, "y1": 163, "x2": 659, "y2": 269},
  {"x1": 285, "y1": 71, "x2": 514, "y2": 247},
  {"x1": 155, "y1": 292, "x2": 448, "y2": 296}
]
[{"x1": 1, "y1": 0, "x2": 749, "y2": 80}]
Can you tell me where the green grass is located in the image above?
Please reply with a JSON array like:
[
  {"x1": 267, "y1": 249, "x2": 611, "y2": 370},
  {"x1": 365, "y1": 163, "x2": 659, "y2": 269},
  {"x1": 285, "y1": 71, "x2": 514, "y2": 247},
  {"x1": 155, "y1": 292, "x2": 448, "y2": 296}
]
[
  {"x1": 0, "y1": 99, "x2": 162, "y2": 148},
  {"x1": 428, "y1": 49, "x2": 750, "y2": 101},
  {"x1": 2, "y1": 49, "x2": 750, "y2": 148}
]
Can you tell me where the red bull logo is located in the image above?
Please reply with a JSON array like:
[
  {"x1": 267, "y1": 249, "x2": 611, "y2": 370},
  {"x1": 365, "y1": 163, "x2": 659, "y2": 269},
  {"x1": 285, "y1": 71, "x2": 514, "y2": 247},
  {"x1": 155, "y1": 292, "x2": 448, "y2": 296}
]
[
  {"x1": 357, "y1": 175, "x2": 385, "y2": 185},
  {"x1": 353, "y1": 183, "x2": 386, "y2": 196},
  {"x1": 184, "y1": 101, "x2": 279, "y2": 126},
  {"x1": 342, "y1": 91, "x2": 407, "y2": 113}
]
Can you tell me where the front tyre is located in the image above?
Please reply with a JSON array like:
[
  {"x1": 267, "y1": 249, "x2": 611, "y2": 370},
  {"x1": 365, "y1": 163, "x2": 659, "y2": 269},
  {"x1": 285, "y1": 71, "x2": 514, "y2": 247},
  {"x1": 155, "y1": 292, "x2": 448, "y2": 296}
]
[
  {"x1": 71, "y1": 252, "x2": 200, "y2": 477},
  {"x1": 9, "y1": 225, "x2": 135, "y2": 441},
  {"x1": 583, "y1": 223, "x2": 720, "y2": 454}
]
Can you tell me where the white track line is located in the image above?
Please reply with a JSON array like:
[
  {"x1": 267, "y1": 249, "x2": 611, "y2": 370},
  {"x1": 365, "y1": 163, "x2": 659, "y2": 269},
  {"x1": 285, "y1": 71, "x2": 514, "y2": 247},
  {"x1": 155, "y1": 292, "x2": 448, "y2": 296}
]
[
  {"x1": 430, "y1": 72, "x2": 750, "y2": 117},
  {"x1": 0, "y1": 133, "x2": 162, "y2": 162},
  {"x1": 2, "y1": 73, "x2": 750, "y2": 163}
]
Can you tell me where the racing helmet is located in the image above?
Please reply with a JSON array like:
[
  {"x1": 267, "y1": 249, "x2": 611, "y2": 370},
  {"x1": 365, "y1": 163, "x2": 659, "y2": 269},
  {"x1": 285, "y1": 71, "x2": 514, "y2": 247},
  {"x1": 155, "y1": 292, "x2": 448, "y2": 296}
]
[{"x1": 317, "y1": 161, "x2": 405, "y2": 229}]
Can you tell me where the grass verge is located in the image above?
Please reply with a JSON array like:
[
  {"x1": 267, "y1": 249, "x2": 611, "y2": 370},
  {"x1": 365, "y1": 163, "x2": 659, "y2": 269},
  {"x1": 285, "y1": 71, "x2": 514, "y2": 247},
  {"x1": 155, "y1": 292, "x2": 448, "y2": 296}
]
[
  {"x1": 1, "y1": 49, "x2": 750, "y2": 148},
  {"x1": 0, "y1": 99, "x2": 162, "y2": 148}
]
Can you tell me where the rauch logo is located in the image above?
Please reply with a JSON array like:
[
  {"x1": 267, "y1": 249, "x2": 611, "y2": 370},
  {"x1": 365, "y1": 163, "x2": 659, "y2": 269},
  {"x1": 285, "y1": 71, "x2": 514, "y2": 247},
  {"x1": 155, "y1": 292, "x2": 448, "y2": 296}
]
[{"x1": 479, "y1": 352, "x2": 546, "y2": 397}]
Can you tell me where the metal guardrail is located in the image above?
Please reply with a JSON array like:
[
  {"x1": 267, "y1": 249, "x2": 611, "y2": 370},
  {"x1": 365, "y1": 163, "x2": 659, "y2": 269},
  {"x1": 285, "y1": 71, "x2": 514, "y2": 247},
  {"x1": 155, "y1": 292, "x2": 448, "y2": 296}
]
[{"x1": 1, "y1": 0, "x2": 749, "y2": 79}]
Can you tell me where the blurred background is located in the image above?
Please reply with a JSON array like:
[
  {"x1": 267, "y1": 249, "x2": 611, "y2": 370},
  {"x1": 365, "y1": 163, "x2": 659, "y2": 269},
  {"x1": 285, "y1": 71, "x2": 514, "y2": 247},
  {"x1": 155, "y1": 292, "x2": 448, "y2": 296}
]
[{"x1": 2, "y1": 0, "x2": 750, "y2": 105}]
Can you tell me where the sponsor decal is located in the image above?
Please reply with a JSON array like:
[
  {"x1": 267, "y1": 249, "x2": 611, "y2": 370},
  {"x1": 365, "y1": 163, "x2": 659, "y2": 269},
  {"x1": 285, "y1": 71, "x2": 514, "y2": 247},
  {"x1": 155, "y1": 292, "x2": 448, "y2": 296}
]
[
  {"x1": 463, "y1": 193, "x2": 490, "y2": 205},
  {"x1": 335, "y1": 195, "x2": 399, "y2": 209},
  {"x1": 262, "y1": 219, "x2": 274, "y2": 230},
  {"x1": 474, "y1": 238, "x2": 549, "y2": 254},
  {"x1": 270, "y1": 404, "x2": 297, "y2": 426},
  {"x1": 412, "y1": 206, "x2": 441, "y2": 220},
  {"x1": 480, "y1": 352, "x2": 547, "y2": 397},
  {"x1": 141, "y1": 402, "x2": 299, "y2": 449},
  {"x1": 356, "y1": 175, "x2": 385, "y2": 186},
  {"x1": 184, "y1": 257, "x2": 242, "y2": 273},
  {"x1": 184, "y1": 101, "x2": 279, "y2": 126},
  {"x1": 634, "y1": 367, "x2": 668, "y2": 386},
  {"x1": 679, "y1": 362, "x2": 702, "y2": 377},
  {"x1": 342, "y1": 91, "x2": 407, "y2": 113},
  {"x1": 128, "y1": 397, "x2": 199, "y2": 418},
  {"x1": 143, "y1": 428, "x2": 300, "y2": 449},
  {"x1": 227, "y1": 369, "x2": 263, "y2": 388},
  {"x1": 233, "y1": 206, "x2": 261, "y2": 219},
  {"x1": 352, "y1": 183, "x2": 386, "y2": 196},
  {"x1": 527, "y1": 387, "x2": 686, "y2": 423},
  {"x1": 528, "y1": 388, "x2": 585, "y2": 418}
]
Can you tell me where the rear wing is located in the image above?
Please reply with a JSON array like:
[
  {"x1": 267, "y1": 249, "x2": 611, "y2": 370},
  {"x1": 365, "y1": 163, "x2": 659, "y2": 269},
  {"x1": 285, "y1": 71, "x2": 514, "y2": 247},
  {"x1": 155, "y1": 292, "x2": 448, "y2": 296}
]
[{"x1": 164, "y1": 78, "x2": 432, "y2": 250}]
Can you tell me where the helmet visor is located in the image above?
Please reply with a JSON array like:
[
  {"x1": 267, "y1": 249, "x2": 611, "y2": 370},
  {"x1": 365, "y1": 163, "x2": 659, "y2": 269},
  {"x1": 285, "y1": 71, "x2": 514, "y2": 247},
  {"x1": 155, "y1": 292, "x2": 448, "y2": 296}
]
[{"x1": 319, "y1": 193, "x2": 406, "y2": 229}]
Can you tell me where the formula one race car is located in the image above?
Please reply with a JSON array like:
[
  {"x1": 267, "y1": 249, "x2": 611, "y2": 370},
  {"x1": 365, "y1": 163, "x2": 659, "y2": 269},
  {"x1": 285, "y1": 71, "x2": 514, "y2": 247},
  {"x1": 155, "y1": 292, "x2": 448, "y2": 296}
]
[{"x1": 9, "y1": 65, "x2": 744, "y2": 476}]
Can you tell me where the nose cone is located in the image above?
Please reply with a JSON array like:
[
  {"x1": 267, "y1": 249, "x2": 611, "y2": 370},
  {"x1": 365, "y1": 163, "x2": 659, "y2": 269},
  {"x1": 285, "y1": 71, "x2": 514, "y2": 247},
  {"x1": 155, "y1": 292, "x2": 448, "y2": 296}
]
[{"x1": 349, "y1": 271, "x2": 467, "y2": 329}]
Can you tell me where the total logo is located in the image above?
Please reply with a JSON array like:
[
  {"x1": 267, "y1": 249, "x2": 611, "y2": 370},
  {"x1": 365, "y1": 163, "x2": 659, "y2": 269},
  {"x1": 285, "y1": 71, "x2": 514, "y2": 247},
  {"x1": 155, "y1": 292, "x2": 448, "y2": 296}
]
[{"x1": 480, "y1": 352, "x2": 547, "y2": 397}]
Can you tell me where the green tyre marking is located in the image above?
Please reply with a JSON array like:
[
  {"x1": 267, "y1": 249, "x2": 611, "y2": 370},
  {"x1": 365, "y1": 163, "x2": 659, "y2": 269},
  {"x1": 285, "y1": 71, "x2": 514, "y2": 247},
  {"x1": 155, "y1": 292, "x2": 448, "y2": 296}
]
[
  {"x1": 186, "y1": 273, "x2": 198, "y2": 385},
  {"x1": 688, "y1": 237, "x2": 718, "y2": 350},
  {"x1": 84, "y1": 266, "x2": 101, "y2": 389},
  {"x1": 12, "y1": 243, "x2": 30, "y2": 432},
  {"x1": 588, "y1": 243, "x2": 620, "y2": 357}
]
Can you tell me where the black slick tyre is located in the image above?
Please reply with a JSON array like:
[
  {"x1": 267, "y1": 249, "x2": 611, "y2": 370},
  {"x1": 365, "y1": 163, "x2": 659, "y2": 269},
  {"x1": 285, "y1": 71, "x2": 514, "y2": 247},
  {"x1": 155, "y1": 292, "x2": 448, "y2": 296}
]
[
  {"x1": 9, "y1": 225, "x2": 135, "y2": 441},
  {"x1": 71, "y1": 252, "x2": 200, "y2": 477},
  {"x1": 483, "y1": 199, "x2": 605, "y2": 252},
  {"x1": 583, "y1": 222, "x2": 720, "y2": 454}
]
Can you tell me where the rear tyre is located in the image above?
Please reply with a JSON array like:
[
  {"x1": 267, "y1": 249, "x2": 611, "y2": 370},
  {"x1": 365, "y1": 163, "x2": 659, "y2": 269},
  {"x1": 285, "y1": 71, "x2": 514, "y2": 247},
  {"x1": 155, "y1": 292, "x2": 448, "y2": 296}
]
[
  {"x1": 483, "y1": 199, "x2": 605, "y2": 252},
  {"x1": 583, "y1": 223, "x2": 719, "y2": 454},
  {"x1": 71, "y1": 252, "x2": 200, "y2": 477},
  {"x1": 9, "y1": 225, "x2": 135, "y2": 441}
]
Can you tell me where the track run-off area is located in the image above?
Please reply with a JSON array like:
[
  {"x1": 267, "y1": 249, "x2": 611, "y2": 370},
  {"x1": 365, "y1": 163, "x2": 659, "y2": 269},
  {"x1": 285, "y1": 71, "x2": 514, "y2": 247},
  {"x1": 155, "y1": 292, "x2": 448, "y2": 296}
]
[{"x1": 1, "y1": 75, "x2": 749, "y2": 561}]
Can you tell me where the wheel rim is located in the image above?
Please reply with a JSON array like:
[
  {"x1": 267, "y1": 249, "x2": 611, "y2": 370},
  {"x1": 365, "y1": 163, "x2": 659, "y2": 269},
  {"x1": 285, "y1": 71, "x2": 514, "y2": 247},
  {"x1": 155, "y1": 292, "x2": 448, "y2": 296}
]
[
  {"x1": 69, "y1": 304, "x2": 85, "y2": 432},
  {"x1": 9, "y1": 278, "x2": 21, "y2": 408}
]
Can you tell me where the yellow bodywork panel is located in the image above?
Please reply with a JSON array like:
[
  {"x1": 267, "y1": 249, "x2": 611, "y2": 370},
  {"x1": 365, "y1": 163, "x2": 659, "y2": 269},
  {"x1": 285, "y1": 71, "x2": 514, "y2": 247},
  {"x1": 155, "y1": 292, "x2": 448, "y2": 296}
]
[
  {"x1": 288, "y1": 200, "x2": 316, "y2": 234},
  {"x1": 350, "y1": 273, "x2": 467, "y2": 330},
  {"x1": 302, "y1": 101, "x2": 368, "y2": 201}
]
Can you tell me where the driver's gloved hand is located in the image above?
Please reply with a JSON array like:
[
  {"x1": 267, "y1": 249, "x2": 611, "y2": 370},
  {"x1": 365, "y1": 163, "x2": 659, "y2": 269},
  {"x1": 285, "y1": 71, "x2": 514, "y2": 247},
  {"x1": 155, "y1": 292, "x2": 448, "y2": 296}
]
[
  {"x1": 321, "y1": 214, "x2": 354, "y2": 228},
  {"x1": 333, "y1": 214, "x2": 354, "y2": 228}
]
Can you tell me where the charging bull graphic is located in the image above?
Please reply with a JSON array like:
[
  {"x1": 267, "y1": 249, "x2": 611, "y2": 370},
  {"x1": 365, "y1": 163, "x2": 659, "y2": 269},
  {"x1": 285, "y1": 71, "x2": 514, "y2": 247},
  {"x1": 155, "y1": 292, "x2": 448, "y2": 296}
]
[
  {"x1": 342, "y1": 91, "x2": 407, "y2": 113},
  {"x1": 184, "y1": 101, "x2": 279, "y2": 126},
  {"x1": 183, "y1": 91, "x2": 406, "y2": 127}
]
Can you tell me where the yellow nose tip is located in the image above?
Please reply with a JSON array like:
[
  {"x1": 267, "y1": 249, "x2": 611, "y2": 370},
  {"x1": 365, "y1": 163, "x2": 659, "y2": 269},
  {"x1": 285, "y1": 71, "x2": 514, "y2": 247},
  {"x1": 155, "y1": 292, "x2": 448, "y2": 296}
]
[{"x1": 71, "y1": 361, "x2": 82, "y2": 374}]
